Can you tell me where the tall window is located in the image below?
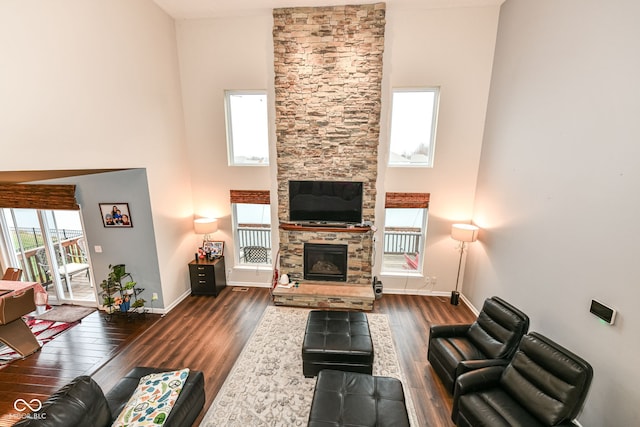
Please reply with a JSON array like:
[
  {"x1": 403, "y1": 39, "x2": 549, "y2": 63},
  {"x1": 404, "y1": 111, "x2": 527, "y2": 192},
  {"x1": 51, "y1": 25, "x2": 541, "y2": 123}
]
[
  {"x1": 230, "y1": 190, "x2": 272, "y2": 266},
  {"x1": 381, "y1": 193, "x2": 430, "y2": 274},
  {"x1": 388, "y1": 88, "x2": 439, "y2": 167},
  {"x1": 225, "y1": 90, "x2": 269, "y2": 166}
]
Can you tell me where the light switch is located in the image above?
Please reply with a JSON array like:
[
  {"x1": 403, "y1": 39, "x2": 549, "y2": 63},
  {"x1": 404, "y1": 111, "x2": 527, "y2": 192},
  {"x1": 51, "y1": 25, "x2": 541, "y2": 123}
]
[{"x1": 94, "y1": 245, "x2": 102, "y2": 253}]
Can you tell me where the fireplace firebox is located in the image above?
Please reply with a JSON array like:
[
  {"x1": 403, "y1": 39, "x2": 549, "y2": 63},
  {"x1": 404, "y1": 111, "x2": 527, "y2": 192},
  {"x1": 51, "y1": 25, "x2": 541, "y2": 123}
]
[{"x1": 304, "y1": 243, "x2": 348, "y2": 282}]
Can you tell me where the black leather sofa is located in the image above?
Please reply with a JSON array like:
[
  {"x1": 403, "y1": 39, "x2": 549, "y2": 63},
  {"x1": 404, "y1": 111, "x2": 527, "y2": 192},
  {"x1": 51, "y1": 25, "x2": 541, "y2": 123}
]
[
  {"x1": 452, "y1": 332, "x2": 593, "y2": 426},
  {"x1": 427, "y1": 296, "x2": 529, "y2": 393},
  {"x1": 14, "y1": 367, "x2": 205, "y2": 427}
]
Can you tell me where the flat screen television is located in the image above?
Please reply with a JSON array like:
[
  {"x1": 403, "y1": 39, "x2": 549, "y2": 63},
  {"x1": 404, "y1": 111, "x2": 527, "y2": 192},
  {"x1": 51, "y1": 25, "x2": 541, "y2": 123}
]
[{"x1": 289, "y1": 180, "x2": 363, "y2": 224}]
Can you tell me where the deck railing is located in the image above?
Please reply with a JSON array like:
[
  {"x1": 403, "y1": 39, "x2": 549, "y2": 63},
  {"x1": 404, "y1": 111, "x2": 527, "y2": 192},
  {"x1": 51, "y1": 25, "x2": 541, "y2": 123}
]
[
  {"x1": 8, "y1": 227, "x2": 87, "y2": 284},
  {"x1": 235, "y1": 226, "x2": 421, "y2": 259},
  {"x1": 383, "y1": 228, "x2": 421, "y2": 254},
  {"x1": 238, "y1": 226, "x2": 272, "y2": 263}
]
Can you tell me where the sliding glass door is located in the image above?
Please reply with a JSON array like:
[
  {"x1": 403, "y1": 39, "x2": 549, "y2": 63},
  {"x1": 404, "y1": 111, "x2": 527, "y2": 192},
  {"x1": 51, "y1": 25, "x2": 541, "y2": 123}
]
[{"x1": 0, "y1": 208, "x2": 96, "y2": 305}]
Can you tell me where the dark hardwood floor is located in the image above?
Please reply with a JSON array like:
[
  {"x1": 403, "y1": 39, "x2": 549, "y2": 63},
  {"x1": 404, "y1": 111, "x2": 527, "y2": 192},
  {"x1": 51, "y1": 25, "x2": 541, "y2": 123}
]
[{"x1": 0, "y1": 288, "x2": 475, "y2": 426}]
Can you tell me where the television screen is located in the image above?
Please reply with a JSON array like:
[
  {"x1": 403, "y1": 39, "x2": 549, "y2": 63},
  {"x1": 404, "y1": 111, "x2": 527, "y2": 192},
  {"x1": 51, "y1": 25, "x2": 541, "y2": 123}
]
[{"x1": 289, "y1": 180, "x2": 363, "y2": 224}]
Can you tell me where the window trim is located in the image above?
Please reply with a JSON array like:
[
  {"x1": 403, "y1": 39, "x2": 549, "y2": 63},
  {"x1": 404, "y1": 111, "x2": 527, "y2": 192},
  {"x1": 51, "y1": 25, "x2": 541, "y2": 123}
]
[
  {"x1": 224, "y1": 90, "x2": 270, "y2": 167},
  {"x1": 382, "y1": 192, "x2": 430, "y2": 275},
  {"x1": 231, "y1": 201, "x2": 272, "y2": 267},
  {"x1": 388, "y1": 87, "x2": 440, "y2": 168}
]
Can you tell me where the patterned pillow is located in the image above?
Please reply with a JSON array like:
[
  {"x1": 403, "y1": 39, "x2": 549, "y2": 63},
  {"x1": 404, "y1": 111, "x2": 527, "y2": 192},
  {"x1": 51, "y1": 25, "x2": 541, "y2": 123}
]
[{"x1": 112, "y1": 368, "x2": 190, "y2": 427}]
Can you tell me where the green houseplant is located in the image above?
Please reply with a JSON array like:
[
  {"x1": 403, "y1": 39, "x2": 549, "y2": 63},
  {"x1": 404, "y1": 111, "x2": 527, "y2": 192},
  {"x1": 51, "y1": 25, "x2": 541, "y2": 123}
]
[{"x1": 99, "y1": 264, "x2": 145, "y2": 315}]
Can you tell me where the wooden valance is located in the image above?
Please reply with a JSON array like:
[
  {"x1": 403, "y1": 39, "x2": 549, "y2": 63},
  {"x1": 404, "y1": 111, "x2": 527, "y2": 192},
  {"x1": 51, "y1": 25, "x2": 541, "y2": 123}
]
[
  {"x1": 0, "y1": 184, "x2": 79, "y2": 210},
  {"x1": 385, "y1": 192, "x2": 430, "y2": 209},
  {"x1": 230, "y1": 190, "x2": 270, "y2": 205}
]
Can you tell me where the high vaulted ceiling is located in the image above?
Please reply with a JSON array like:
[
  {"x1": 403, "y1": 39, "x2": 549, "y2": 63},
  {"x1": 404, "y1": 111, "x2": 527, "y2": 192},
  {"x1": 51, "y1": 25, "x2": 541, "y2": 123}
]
[{"x1": 152, "y1": 0, "x2": 505, "y2": 19}]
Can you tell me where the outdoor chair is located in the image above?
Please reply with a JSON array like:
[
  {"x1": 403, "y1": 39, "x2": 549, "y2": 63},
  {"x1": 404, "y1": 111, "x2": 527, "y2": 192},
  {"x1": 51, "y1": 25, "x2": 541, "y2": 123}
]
[
  {"x1": 243, "y1": 246, "x2": 269, "y2": 263},
  {"x1": 35, "y1": 248, "x2": 90, "y2": 290}
]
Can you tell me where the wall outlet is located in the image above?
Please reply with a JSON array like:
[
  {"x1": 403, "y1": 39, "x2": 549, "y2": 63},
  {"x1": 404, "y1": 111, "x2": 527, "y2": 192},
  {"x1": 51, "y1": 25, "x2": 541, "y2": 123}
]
[{"x1": 151, "y1": 292, "x2": 158, "y2": 301}]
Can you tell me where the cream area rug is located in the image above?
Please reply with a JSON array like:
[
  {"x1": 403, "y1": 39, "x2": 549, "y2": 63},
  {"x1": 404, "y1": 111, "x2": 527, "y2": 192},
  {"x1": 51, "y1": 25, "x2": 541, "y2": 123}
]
[{"x1": 199, "y1": 306, "x2": 418, "y2": 426}]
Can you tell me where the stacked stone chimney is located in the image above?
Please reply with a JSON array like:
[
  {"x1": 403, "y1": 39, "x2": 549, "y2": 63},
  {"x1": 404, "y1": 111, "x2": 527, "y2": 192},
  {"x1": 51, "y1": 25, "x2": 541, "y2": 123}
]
[{"x1": 273, "y1": 3, "x2": 386, "y2": 285}]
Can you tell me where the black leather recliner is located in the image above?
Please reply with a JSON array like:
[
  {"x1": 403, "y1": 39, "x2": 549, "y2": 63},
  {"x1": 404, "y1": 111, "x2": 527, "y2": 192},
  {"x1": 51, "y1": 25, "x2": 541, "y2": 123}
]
[
  {"x1": 452, "y1": 332, "x2": 593, "y2": 427},
  {"x1": 427, "y1": 296, "x2": 529, "y2": 393}
]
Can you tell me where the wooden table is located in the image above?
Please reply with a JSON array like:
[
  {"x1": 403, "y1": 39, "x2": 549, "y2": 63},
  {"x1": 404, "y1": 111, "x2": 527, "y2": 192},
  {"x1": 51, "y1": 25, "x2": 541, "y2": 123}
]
[{"x1": 0, "y1": 281, "x2": 48, "y2": 357}]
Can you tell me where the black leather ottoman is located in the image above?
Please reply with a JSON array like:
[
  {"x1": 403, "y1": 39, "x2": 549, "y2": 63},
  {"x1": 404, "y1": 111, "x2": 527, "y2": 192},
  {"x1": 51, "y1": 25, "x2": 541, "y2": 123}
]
[
  {"x1": 302, "y1": 310, "x2": 374, "y2": 378},
  {"x1": 308, "y1": 369, "x2": 410, "y2": 427}
]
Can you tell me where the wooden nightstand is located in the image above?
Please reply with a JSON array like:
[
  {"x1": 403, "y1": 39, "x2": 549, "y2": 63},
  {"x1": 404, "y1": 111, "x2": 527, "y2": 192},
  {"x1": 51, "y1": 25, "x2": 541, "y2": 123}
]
[{"x1": 188, "y1": 257, "x2": 226, "y2": 296}]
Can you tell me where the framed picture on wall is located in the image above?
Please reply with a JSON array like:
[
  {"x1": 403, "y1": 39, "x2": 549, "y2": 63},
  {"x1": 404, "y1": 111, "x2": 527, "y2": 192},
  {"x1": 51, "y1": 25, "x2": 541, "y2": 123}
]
[{"x1": 99, "y1": 203, "x2": 133, "y2": 228}]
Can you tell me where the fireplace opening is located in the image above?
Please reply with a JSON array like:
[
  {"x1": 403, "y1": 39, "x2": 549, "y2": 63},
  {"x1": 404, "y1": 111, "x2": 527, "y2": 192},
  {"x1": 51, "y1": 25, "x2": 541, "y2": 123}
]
[{"x1": 304, "y1": 243, "x2": 348, "y2": 282}]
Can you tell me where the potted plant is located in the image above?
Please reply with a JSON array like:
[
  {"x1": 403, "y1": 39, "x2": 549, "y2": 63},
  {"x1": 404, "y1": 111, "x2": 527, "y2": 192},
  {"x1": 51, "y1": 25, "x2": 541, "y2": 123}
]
[
  {"x1": 123, "y1": 280, "x2": 136, "y2": 296},
  {"x1": 131, "y1": 298, "x2": 146, "y2": 309},
  {"x1": 100, "y1": 264, "x2": 146, "y2": 315}
]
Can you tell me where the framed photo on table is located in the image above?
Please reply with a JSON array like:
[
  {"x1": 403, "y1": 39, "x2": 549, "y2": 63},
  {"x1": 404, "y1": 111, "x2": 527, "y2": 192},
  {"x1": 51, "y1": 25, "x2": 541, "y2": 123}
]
[
  {"x1": 203, "y1": 241, "x2": 224, "y2": 258},
  {"x1": 99, "y1": 203, "x2": 133, "y2": 228}
]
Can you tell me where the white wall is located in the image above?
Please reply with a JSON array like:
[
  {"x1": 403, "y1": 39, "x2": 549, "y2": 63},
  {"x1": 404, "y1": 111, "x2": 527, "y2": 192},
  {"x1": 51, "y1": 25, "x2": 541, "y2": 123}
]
[
  {"x1": 0, "y1": 0, "x2": 195, "y2": 308},
  {"x1": 175, "y1": 5, "x2": 501, "y2": 291},
  {"x1": 378, "y1": 4, "x2": 501, "y2": 292},
  {"x1": 468, "y1": 0, "x2": 640, "y2": 424},
  {"x1": 175, "y1": 14, "x2": 275, "y2": 286}
]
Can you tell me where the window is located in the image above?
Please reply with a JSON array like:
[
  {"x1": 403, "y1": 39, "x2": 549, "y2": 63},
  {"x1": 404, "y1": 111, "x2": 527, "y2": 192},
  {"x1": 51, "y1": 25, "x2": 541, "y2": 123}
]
[
  {"x1": 225, "y1": 91, "x2": 269, "y2": 166},
  {"x1": 230, "y1": 191, "x2": 272, "y2": 266},
  {"x1": 382, "y1": 208, "x2": 428, "y2": 274},
  {"x1": 388, "y1": 88, "x2": 439, "y2": 167},
  {"x1": 381, "y1": 192, "x2": 430, "y2": 274},
  {"x1": 0, "y1": 208, "x2": 94, "y2": 302},
  {"x1": 232, "y1": 203, "x2": 272, "y2": 266}
]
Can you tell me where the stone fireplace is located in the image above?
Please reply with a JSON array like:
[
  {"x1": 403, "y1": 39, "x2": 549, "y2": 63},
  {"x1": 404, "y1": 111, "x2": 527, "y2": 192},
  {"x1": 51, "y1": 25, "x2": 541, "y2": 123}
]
[
  {"x1": 304, "y1": 243, "x2": 348, "y2": 282},
  {"x1": 273, "y1": 3, "x2": 385, "y2": 286}
]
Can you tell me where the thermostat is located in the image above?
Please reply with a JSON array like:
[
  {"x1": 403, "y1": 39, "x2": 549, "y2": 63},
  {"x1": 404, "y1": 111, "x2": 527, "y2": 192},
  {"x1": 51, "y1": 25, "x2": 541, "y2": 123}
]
[{"x1": 589, "y1": 299, "x2": 616, "y2": 325}]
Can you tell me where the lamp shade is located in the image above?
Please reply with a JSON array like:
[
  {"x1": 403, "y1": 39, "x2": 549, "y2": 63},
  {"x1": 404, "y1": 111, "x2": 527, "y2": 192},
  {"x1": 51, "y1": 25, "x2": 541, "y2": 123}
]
[
  {"x1": 451, "y1": 223, "x2": 479, "y2": 242},
  {"x1": 194, "y1": 218, "x2": 218, "y2": 235}
]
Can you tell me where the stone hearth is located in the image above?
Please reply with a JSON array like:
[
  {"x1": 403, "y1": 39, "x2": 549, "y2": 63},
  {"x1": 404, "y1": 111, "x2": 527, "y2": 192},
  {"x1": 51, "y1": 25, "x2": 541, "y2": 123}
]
[{"x1": 272, "y1": 282, "x2": 375, "y2": 311}]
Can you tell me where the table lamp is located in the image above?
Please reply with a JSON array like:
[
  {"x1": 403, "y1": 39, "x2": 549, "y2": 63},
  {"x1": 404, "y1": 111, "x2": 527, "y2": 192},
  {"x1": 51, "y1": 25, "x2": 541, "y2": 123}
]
[{"x1": 194, "y1": 218, "x2": 218, "y2": 243}]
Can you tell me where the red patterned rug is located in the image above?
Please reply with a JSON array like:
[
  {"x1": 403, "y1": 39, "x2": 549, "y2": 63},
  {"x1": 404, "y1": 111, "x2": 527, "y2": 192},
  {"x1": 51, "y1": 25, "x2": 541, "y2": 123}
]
[{"x1": 0, "y1": 318, "x2": 77, "y2": 369}]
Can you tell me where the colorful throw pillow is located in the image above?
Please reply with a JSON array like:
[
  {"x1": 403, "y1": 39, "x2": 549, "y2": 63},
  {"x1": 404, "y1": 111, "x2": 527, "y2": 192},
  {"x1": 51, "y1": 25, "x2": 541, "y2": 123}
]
[{"x1": 112, "y1": 368, "x2": 190, "y2": 427}]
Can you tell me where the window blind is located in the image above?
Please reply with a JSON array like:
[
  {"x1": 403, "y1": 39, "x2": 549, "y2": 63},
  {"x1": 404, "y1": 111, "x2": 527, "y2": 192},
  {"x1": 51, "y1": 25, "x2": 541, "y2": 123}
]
[
  {"x1": 0, "y1": 184, "x2": 79, "y2": 210},
  {"x1": 229, "y1": 190, "x2": 270, "y2": 205},
  {"x1": 385, "y1": 192, "x2": 430, "y2": 209}
]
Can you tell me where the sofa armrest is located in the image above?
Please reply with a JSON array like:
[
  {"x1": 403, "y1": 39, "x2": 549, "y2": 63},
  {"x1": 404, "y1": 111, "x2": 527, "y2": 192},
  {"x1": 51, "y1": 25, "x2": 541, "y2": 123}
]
[
  {"x1": 456, "y1": 357, "x2": 509, "y2": 378},
  {"x1": 451, "y1": 366, "x2": 505, "y2": 423},
  {"x1": 13, "y1": 376, "x2": 111, "y2": 427},
  {"x1": 455, "y1": 366, "x2": 504, "y2": 396},
  {"x1": 429, "y1": 323, "x2": 471, "y2": 339}
]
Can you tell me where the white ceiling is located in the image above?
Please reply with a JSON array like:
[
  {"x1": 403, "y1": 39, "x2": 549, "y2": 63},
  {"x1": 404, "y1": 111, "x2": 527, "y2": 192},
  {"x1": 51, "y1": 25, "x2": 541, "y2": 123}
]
[{"x1": 152, "y1": 0, "x2": 505, "y2": 19}]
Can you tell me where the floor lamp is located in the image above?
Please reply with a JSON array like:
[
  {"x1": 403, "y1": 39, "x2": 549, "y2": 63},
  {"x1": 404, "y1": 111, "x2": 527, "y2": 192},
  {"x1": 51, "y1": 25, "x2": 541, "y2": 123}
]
[{"x1": 450, "y1": 223, "x2": 479, "y2": 305}]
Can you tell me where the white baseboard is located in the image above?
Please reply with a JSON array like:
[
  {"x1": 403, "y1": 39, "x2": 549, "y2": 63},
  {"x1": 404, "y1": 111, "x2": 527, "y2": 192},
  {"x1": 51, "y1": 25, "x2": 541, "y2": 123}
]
[
  {"x1": 227, "y1": 281, "x2": 272, "y2": 288},
  {"x1": 381, "y1": 288, "x2": 480, "y2": 314},
  {"x1": 152, "y1": 288, "x2": 192, "y2": 315}
]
